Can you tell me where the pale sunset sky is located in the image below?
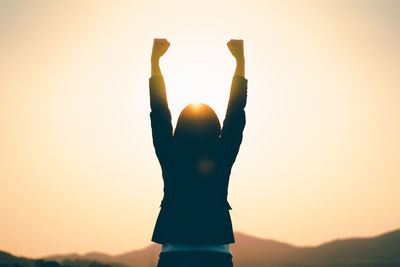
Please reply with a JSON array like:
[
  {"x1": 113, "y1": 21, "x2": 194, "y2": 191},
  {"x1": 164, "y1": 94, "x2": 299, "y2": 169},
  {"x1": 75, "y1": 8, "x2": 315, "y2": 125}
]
[{"x1": 0, "y1": 0, "x2": 399, "y2": 258}]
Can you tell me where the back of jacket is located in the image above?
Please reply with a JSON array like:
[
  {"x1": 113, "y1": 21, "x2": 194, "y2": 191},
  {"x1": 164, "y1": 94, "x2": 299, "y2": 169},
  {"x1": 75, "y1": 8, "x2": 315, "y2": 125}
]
[{"x1": 149, "y1": 75, "x2": 247, "y2": 245}]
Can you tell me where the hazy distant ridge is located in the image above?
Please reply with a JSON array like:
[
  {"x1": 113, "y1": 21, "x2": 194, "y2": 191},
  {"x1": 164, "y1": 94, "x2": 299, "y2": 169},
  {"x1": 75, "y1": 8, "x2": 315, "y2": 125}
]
[{"x1": 2, "y1": 230, "x2": 400, "y2": 267}]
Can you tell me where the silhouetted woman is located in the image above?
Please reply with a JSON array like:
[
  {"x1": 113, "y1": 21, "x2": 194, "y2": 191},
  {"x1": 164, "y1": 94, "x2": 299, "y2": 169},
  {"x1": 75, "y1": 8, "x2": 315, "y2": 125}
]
[{"x1": 149, "y1": 38, "x2": 247, "y2": 267}]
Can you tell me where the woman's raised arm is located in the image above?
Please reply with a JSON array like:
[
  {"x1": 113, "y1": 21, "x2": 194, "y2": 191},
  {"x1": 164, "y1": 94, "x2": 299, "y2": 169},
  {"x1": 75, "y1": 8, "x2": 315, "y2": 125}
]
[
  {"x1": 149, "y1": 39, "x2": 173, "y2": 167},
  {"x1": 220, "y1": 39, "x2": 248, "y2": 167}
]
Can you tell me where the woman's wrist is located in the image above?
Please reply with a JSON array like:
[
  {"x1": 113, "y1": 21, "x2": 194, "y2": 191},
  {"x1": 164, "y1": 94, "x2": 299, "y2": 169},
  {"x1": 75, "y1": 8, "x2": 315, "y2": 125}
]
[
  {"x1": 235, "y1": 57, "x2": 245, "y2": 77},
  {"x1": 151, "y1": 57, "x2": 160, "y2": 65},
  {"x1": 236, "y1": 56, "x2": 245, "y2": 63}
]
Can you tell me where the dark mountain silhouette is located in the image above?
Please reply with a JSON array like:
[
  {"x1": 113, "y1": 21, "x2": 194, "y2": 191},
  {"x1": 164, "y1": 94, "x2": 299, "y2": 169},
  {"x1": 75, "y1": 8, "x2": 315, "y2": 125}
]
[
  {"x1": 0, "y1": 250, "x2": 126, "y2": 267},
  {"x1": 231, "y1": 232, "x2": 296, "y2": 266},
  {"x1": 45, "y1": 230, "x2": 400, "y2": 267},
  {"x1": 283, "y1": 229, "x2": 400, "y2": 267},
  {"x1": 2, "y1": 230, "x2": 400, "y2": 267},
  {"x1": 45, "y1": 246, "x2": 160, "y2": 267}
]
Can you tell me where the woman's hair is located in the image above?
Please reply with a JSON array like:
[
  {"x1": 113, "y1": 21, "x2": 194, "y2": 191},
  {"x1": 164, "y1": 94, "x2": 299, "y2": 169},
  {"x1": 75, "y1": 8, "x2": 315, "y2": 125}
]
[{"x1": 174, "y1": 103, "x2": 221, "y2": 143}]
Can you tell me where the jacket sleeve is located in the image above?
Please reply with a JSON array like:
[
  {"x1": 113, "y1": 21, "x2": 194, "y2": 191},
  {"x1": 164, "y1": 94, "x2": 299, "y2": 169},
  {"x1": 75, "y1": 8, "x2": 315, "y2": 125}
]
[
  {"x1": 149, "y1": 75, "x2": 173, "y2": 166},
  {"x1": 220, "y1": 75, "x2": 248, "y2": 167}
]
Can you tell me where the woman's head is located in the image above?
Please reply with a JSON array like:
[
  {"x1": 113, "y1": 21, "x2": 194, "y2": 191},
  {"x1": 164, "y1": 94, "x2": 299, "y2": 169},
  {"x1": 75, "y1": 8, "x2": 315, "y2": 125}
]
[{"x1": 174, "y1": 103, "x2": 221, "y2": 143}]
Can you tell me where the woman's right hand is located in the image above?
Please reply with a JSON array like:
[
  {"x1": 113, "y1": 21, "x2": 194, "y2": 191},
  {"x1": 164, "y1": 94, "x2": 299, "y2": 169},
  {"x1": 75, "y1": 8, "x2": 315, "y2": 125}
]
[
  {"x1": 227, "y1": 39, "x2": 244, "y2": 61},
  {"x1": 151, "y1": 38, "x2": 170, "y2": 63},
  {"x1": 227, "y1": 39, "x2": 245, "y2": 77}
]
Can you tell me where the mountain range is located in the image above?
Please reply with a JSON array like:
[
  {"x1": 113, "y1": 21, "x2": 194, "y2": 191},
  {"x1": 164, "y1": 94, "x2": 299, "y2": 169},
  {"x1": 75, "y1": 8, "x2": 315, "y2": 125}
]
[{"x1": 1, "y1": 230, "x2": 400, "y2": 267}]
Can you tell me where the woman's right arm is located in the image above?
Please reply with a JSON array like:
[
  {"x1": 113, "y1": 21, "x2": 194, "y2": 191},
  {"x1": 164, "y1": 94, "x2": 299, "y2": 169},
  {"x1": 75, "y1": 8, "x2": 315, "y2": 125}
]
[
  {"x1": 220, "y1": 39, "x2": 248, "y2": 167},
  {"x1": 149, "y1": 39, "x2": 173, "y2": 166}
]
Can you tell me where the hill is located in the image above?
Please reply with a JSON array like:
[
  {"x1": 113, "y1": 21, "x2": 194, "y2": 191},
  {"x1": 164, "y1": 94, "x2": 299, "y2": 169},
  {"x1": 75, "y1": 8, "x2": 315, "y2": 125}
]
[
  {"x1": 0, "y1": 251, "x2": 127, "y2": 267},
  {"x1": 3, "y1": 229, "x2": 400, "y2": 267}
]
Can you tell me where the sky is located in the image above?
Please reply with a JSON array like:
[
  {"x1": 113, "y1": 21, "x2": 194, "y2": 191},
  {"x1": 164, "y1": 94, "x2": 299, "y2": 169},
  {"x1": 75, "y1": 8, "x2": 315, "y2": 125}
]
[{"x1": 0, "y1": 0, "x2": 399, "y2": 258}]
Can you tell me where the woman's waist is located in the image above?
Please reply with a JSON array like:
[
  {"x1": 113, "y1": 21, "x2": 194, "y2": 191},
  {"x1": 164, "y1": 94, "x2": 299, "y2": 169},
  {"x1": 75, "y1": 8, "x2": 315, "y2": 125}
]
[
  {"x1": 161, "y1": 243, "x2": 232, "y2": 255},
  {"x1": 160, "y1": 197, "x2": 232, "y2": 210}
]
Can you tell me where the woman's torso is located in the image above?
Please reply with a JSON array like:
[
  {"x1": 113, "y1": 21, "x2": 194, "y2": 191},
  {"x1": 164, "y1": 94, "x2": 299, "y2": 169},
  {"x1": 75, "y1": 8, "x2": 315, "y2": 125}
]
[{"x1": 151, "y1": 138, "x2": 235, "y2": 245}]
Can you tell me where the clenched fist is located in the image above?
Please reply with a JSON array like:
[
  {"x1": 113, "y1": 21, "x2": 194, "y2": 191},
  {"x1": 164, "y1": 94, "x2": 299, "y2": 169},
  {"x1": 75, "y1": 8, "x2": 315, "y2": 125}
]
[
  {"x1": 151, "y1": 38, "x2": 170, "y2": 62},
  {"x1": 227, "y1": 39, "x2": 244, "y2": 61}
]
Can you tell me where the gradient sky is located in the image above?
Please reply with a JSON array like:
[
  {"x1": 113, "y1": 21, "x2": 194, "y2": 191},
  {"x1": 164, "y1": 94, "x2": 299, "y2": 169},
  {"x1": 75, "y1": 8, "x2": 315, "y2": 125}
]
[{"x1": 0, "y1": 0, "x2": 399, "y2": 258}]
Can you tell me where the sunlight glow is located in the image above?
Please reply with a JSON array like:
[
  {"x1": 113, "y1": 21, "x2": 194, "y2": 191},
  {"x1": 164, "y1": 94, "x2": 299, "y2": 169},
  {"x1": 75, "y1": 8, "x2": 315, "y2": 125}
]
[
  {"x1": 161, "y1": 37, "x2": 235, "y2": 126},
  {"x1": 1, "y1": 0, "x2": 399, "y2": 258}
]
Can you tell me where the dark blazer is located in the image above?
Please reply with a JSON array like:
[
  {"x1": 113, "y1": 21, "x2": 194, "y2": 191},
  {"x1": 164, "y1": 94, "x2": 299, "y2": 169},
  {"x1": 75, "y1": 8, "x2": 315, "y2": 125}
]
[{"x1": 149, "y1": 75, "x2": 247, "y2": 245}]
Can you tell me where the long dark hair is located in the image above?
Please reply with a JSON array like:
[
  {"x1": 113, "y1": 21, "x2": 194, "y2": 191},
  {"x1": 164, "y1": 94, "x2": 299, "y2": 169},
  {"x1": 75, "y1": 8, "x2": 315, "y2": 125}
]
[
  {"x1": 174, "y1": 103, "x2": 220, "y2": 139},
  {"x1": 173, "y1": 103, "x2": 221, "y2": 157}
]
